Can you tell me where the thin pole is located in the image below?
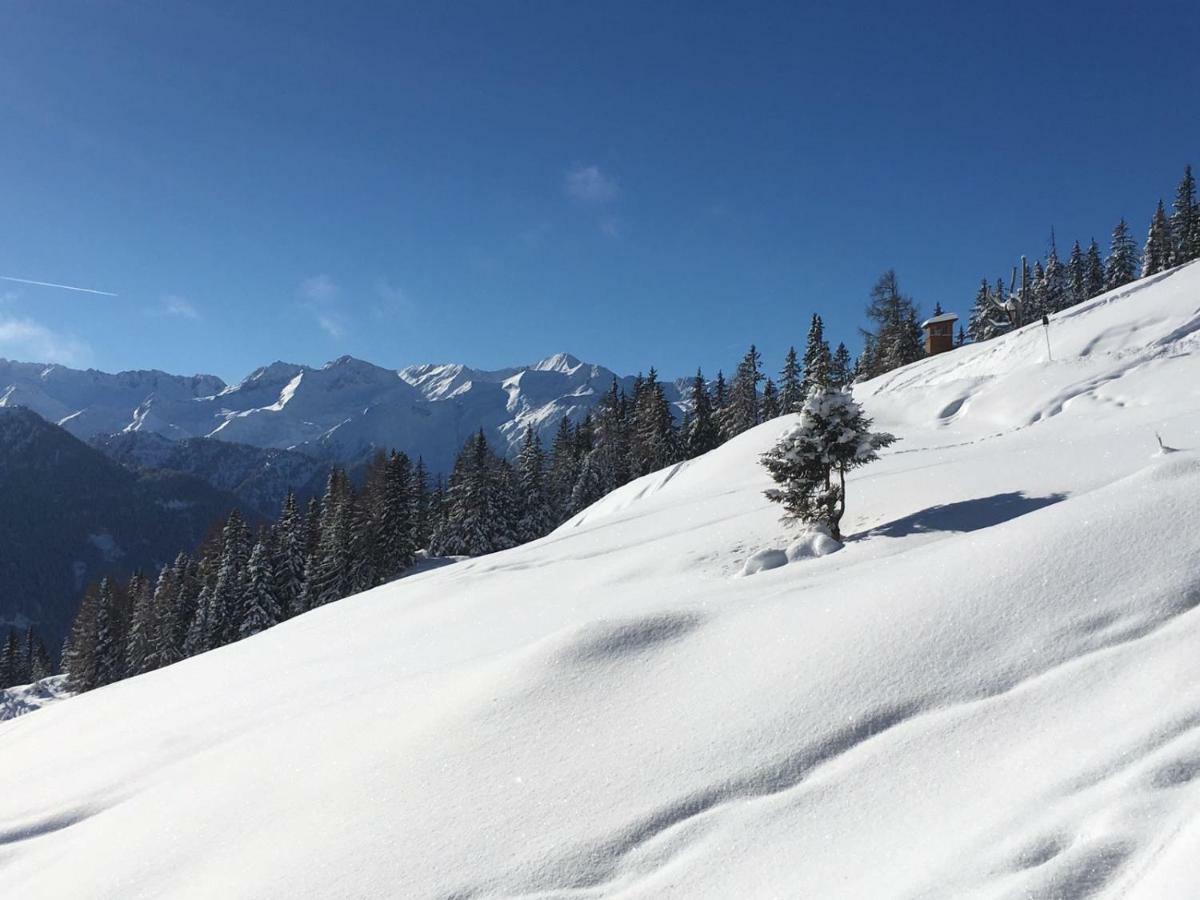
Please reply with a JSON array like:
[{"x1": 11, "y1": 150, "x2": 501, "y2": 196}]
[{"x1": 1042, "y1": 315, "x2": 1053, "y2": 361}]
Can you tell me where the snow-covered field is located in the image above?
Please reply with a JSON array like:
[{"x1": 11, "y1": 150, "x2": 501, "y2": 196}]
[{"x1": 3, "y1": 263, "x2": 1200, "y2": 898}]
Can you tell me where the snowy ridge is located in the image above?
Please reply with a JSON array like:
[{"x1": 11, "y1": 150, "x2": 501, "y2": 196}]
[
  {"x1": 0, "y1": 353, "x2": 683, "y2": 474},
  {"x1": 3, "y1": 264, "x2": 1200, "y2": 896}
]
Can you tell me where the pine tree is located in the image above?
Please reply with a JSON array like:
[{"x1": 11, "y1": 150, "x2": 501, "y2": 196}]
[
  {"x1": 760, "y1": 386, "x2": 896, "y2": 541},
  {"x1": 800, "y1": 315, "x2": 832, "y2": 395},
  {"x1": 1066, "y1": 240, "x2": 1086, "y2": 306},
  {"x1": 409, "y1": 457, "x2": 432, "y2": 552},
  {"x1": 967, "y1": 278, "x2": 991, "y2": 342},
  {"x1": 1084, "y1": 239, "x2": 1106, "y2": 298},
  {"x1": 576, "y1": 380, "x2": 631, "y2": 499},
  {"x1": 149, "y1": 558, "x2": 184, "y2": 669},
  {"x1": 25, "y1": 628, "x2": 50, "y2": 682},
  {"x1": 240, "y1": 541, "x2": 283, "y2": 638},
  {"x1": 630, "y1": 367, "x2": 677, "y2": 475},
  {"x1": 1, "y1": 629, "x2": 21, "y2": 687},
  {"x1": 183, "y1": 585, "x2": 211, "y2": 657},
  {"x1": 63, "y1": 582, "x2": 101, "y2": 691},
  {"x1": 1105, "y1": 218, "x2": 1140, "y2": 290},
  {"x1": 712, "y1": 370, "x2": 729, "y2": 433},
  {"x1": 683, "y1": 369, "x2": 721, "y2": 458},
  {"x1": 721, "y1": 345, "x2": 764, "y2": 437},
  {"x1": 955, "y1": 325, "x2": 967, "y2": 347},
  {"x1": 432, "y1": 430, "x2": 514, "y2": 557},
  {"x1": 1027, "y1": 260, "x2": 1047, "y2": 320},
  {"x1": 209, "y1": 510, "x2": 251, "y2": 646},
  {"x1": 778, "y1": 346, "x2": 803, "y2": 413},
  {"x1": 93, "y1": 577, "x2": 124, "y2": 687},
  {"x1": 514, "y1": 425, "x2": 555, "y2": 542},
  {"x1": 862, "y1": 270, "x2": 923, "y2": 376},
  {"x1": 760, "y1": 379, "x2": 780, "y2": 420},
  {"x1": 274, "y1": 490, "x2": 306, "y2": 616},
  {"x1": 1043, "y1": 233, "x2": 1067, "y2": 313},
  {"x1": 304, "y1": 471, "x2": 356, "y2": 607},
  {"x1": 829, "y1": 343, "x2": 852, "y2": 389},
  {"x1": 1170, "y1": 164, "x2": 1199, "y2": 264},
  {"x1": 124, "y1": 571, "x2": 155, "y2": 677},
  {"x1": 1143, "y1": 199, "x2": 1173, "y2": 277},
  {"x1": 548, "y1": 417, "x2": 582, "y2": 520}
]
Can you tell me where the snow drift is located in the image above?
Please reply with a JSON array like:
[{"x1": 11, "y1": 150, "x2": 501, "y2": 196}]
[{"x1": 3, "y1": 262, "x2": 1200, "y2": 898}]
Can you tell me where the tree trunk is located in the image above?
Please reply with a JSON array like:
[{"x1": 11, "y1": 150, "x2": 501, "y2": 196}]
[{"x1": 830, "y1": 466, "x2": 846, "y2": 542}]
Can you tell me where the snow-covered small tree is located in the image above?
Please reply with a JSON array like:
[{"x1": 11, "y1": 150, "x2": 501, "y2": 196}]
[
  {"x1": 1066, "y1": 240, "x2": 1086, "y2": 306},
  {"x1": 760, "y1": 385, "x2": 896, "y2": 541},
  {"x1": 720, "y1": 345, "x2": 764, "y2": 437}
]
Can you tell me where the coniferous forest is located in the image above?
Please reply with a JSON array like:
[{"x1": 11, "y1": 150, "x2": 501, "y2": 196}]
[{"x1": 47, "y1": 160, "x2": 1200, "y2": 697}]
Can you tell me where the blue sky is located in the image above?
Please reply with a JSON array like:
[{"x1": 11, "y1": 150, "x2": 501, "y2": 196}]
[{"x1": 1, "y1": 0, "x2": 1197, "y2": 384}]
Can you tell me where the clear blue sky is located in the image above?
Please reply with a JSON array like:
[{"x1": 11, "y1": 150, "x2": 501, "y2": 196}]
[{"x1": 1, "y1": 0, "x2": 1197, "y2": 383}]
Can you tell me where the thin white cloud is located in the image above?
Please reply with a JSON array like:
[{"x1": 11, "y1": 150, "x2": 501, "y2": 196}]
[
  {"x1": 372, "y1": 279, "x2": 412, "y2": 318},
  {"x1": 300, "y1": 274, "x2": 340, "y2": 303},
  {"x1": 599, "y1": 216, "x2": 623, "y2": 238},
  {"x1": 0, "y1": 274, "x2": 118, "y2": 297},
  {"x1": 565, "y1": 165, "x2": 618, "y2": 204},
  {"x1": 160, "y1": 295, "x2": 200, "y2": 320},
  {"x1": 0, "y1": 315, "x2": 93, "y2": 366},
  {"x1": 316, "y1": 313, "x2": 346, "y2": 339}
]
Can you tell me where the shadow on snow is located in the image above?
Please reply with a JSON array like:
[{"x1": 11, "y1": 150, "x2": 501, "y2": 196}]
[{"x1": 857, "y1": 492, "x2": 1068, "y2": 540}]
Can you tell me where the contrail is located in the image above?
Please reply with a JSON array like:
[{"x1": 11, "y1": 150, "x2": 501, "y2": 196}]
[{"x1": 0, "y1": 274, "x2": 118, "y2": 296}]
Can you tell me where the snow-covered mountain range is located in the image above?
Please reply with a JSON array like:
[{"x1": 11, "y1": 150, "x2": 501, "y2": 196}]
[
  {"x1": 0, "y1": 352, "x2": 684, "y2": 475},
  {"x1": 4, "y1": 262, "x2": 1200, "y2": 896}
]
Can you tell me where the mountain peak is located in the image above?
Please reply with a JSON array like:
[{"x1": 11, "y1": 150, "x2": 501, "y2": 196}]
[{"x1": 532, "y1": 352, "x2": 585, "y2": 374}]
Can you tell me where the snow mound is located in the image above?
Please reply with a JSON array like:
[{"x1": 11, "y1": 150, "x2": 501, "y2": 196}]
[{"x1": 4, "y1": 263, "x2": 1200, "y2": 896}]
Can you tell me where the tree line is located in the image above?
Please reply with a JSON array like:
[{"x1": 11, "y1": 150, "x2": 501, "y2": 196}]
[
  {"x1": 0, "y1": 627, "x2": 53, "y2": 690},
  {"x1": 969, "y1": 164, "x2": 1200, "y2": 341}
]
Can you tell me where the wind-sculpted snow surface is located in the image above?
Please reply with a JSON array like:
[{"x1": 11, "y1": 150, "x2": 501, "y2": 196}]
[{"x1": 3, "y1": 262, "x2": 1200, "y2": 897}]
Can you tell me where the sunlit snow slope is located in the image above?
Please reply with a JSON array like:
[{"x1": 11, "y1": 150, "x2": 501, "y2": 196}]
[{"x1": 3, "y1": 263, "x2": 1200, "y2": 899}]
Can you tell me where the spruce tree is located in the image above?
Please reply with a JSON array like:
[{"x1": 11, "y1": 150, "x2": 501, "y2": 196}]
[
  {"x1": 683, "y1": 369, "x2": 721, "y2": 458},
  {"x1": 1, "y1": 629, "x2": 20, "y2": 687},
  {"x1": 409, "y1": 457, "x2": 432, "y2": 552},
  {"x1": 721, "y1": 345, "x2": 764, "y2": 437},
  {"x1": 1067, "y1": 240, "x2": 1086, "y2": 306},
  {"x1": 1043, "y1": 233, "x2": 1067, "y2": 313},
  {"x1": 63, "y1": 582, "x2": 101, "y2": 691},
  {"x1": 124, "y1": 571, "x2": 155, "y2": 677},
  {"x1": 1143, "y1": 199, "x2": 1173, "y2": 276},
  {"x1": 830, "y1": 343, "x2": 852, "y2": 389},
  {"x1": 1170, "y1": 164, "x2": 1199, "y2": 264},
  {"x1": 760, "y1": 386, "x2": 896, "y2": 541},
  {"x1": 800, "y1": 315, "x2": 832, "y2": 395},
  {"x1": 1084, "y1": 239, "x2": 1106, "y2": 298},
  {"x1": 514, "y1": 425, "x2": 555, "y2": 542},
  {"x1": 274, "y1": 490, "x2": 306, "y2": 616},
  {"x1": 630, "y1": 367, "x2": 677, "y2": 475},
  {"x1": 778, "y1": 347, "x2": 803, "y2": 413},
  {"x1": 549, "y1": 417, "x2": 582, "y2": 521},
  {"x1": 240, "y1": 541, "x2": 283, "y2": 638},
  {"x1": 760, "y1": 379, "x2": 780, "y2": 420},
  {"x1": 1105, "y1": 218, "x2": 1140, "y2": 290},
  {"x1": 209, "y1": 510, "x2": 251, "y2": 646},
  {"x1": 432, "y1": 430, "x2": 514, "y2": 557},
  {"x1": 967, "y1": 278, "x2": 991, "y2": 342},
  {"x1": 93, "y1": 577, "x2": 124, "y2": 687},
  {"x1": 862, "y1": 270, "x2": 922, "y2": 376}
]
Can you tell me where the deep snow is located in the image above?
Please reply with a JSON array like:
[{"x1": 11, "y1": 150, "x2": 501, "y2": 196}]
[{"x1": 3, "y1": 263, "x2": 1200, "y2": 898}]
